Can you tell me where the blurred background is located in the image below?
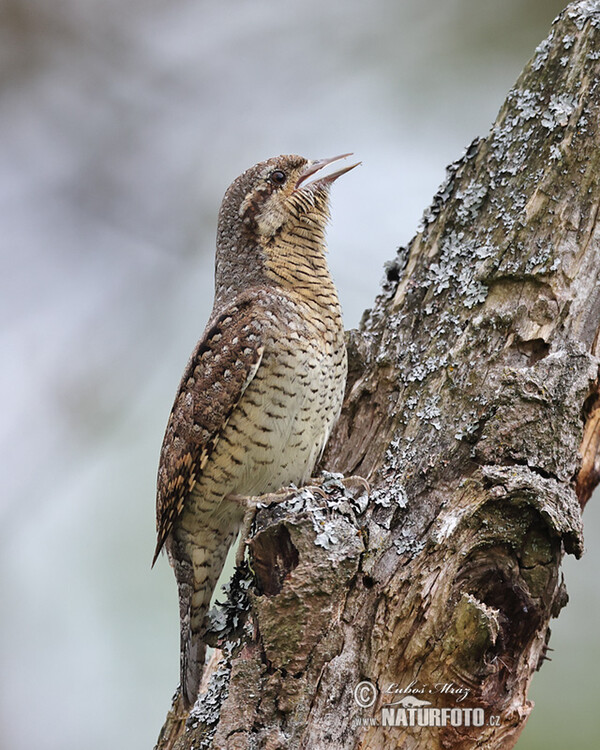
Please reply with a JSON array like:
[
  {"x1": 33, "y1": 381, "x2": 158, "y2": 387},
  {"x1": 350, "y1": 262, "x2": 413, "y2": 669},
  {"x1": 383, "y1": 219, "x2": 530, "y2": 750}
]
[{"x1": 1, "y1": 0, "x2": 598, "y2": 748}]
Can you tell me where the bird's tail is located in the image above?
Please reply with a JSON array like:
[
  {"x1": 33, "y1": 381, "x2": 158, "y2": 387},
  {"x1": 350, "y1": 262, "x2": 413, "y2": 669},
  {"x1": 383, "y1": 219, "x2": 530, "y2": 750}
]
[
  {"x1": 174, "y1": 527, "x2": 239, "y2": 709},
  {"x1": 177, "y1": 576, "x2": 208, "y2": 710}
]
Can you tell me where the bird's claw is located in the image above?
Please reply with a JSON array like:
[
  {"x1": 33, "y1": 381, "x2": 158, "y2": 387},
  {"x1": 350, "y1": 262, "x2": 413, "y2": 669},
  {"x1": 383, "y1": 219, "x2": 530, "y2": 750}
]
[
  {"x1": 339, "y1": 475, "x2": 370, "y2": 496},
  {"x1": 307, "y1": 473, "x2": 370, "y2": 498}
]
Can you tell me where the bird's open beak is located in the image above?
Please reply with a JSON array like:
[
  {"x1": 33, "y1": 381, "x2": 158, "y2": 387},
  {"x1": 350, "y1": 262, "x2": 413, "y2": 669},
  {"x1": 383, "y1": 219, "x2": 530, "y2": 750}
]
[{"x1": 295, "y1": 153, "x2": 361, "y2": 191}]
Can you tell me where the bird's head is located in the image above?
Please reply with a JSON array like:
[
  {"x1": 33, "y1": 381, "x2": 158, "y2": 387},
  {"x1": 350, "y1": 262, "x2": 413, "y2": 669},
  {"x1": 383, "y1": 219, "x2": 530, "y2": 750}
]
[{"x1": 214, "y1": 154, "x2": 358, "y2": 302}]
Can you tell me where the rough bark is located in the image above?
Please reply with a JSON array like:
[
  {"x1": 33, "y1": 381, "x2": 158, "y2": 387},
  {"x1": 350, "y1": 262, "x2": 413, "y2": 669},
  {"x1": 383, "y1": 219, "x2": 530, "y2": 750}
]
[{"x1": 156, "y1": 2, "x2": 600, "y2": 748}]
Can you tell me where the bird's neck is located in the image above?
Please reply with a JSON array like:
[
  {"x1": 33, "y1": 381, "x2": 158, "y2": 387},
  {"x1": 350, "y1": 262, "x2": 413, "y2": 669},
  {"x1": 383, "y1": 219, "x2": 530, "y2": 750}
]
[{"x1": 262, "y1": 228, "x2": 342, "y2": 321}]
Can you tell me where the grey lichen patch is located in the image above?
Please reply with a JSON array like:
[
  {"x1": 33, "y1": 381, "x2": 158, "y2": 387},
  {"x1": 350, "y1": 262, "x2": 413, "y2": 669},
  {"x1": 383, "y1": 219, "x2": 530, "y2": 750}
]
[
  {"x1": 205, "y1": 564, "x2": 253, "y2": 644},
  {"x1": 513, "y1": 88, "x2": 542, "y2": 122},
  {"x1": 541, "y1": 93, "x2": 578, "y2": 130},
  {"x1": 401, "y1": 343, "x2": 449, "y2": 384},
  {"x1": 187, "y1": 646, "x2": 234, "y2": 748},
  {"x1": 549, "y1": 144, "x2": 563, "y2": 160},
  {"x1": 524, "y1": 242, "x2": 561, "y2": 274},
  {"x1": 318, "y1": 470, "x2": 370, "y2": 514},
  {"x1": 489, "y1": 72, "x2": 580, "y2": 207},
  {"x1": 313, "y1": 522, "x2": 339, "y2": 550},
  {"x1": 463, "y1": 278, "x2": 489, "y2": 309},
  {"x1": 454, "y1": 410, "x2": 482, "y2": 441},
  {"x1": 438, "y1": 309, "x2": 466, "y2": 336},
  {"x1": 567, "y1": 0, "x2": 600, "y2": 30},
  {"x1": 490, "y1": 120, "x2": 536, "y2": 177},
  {"x1": 255, "y1": 489, "x2": 363, "y2": 562},
  {"x1": 381, "y1": 431, "x2": 421, "y2": 477},
  {"x1": 371, "y1": 482, "x2": 408, "y2": 510},
  {"x1": 428, "y1": 233, "x2": 468, "y2": 293},
  {"x1": 455, "y1": 180, "x2": 488, "y2": 222},
  {"x1": 532, "y1": 35, "x2": 553, "y2": 71},
  {"x1": 423, "y1": 230, "x2": 490, "y2": 308},
  {"x1": 393, "y1": 527, "x2": 426, "y2": 557},
  {"x1": 416, "y1": 395, "x2": 442, "y2": 430},
  {"x1": 412, "y1": 354, "x2": 447, "y2": 383},
  {"x1": 312, "y1": 512, "x2": 361, "y2": 555}
]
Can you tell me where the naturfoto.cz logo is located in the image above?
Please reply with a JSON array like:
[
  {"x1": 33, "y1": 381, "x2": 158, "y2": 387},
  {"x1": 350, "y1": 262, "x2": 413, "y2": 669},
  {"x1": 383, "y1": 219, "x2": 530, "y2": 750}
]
[{"x1": 352, "y1": 681, "x2": 502, "y2": 728}]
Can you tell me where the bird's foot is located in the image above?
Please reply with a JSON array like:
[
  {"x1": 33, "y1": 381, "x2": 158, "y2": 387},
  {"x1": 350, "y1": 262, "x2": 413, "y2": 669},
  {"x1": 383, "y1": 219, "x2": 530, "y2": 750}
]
[
  {"x1": 340, "y1": 474, "x2": 371, "y2": 496},
  {"x1": 235, "y1": 505, "x2": 255, "y2": 566},
  {"x1": 307, "y1": 473, "x2": 371, "y2": 498},
  {"x1": 227, "y1": 486, "x2": 298, "y2": 511}
]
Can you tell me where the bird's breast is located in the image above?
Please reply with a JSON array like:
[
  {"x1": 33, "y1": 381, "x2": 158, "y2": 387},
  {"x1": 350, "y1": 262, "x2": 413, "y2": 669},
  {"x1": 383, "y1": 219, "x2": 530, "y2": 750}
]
[{"x1": 197, "y1": 295, "x2": 346, "y2": 504}]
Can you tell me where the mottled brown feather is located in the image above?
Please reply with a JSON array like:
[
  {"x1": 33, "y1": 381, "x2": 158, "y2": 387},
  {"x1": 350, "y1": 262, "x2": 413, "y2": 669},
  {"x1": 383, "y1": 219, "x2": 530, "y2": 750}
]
[{"x1": 152, "y1": 296, "x2": 264, "y2": 565}]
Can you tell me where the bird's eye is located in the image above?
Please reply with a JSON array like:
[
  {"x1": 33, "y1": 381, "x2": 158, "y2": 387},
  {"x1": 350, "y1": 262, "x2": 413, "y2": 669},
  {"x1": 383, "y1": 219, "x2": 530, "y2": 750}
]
[{"x1": 269, "y1": 170, "x2": 287, "y2": 186}]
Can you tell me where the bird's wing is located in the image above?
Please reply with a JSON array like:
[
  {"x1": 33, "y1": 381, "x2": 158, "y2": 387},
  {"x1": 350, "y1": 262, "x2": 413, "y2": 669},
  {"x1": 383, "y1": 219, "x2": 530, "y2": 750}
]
[{"x1": 152, "y1": 297, "x2": 265, "y2": 566}]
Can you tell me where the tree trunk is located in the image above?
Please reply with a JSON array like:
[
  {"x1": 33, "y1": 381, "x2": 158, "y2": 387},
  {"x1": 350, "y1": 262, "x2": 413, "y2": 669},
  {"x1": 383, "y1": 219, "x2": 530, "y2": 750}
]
[{"x1": 156, "y1": 2, "x2": 600, "y2": 748}]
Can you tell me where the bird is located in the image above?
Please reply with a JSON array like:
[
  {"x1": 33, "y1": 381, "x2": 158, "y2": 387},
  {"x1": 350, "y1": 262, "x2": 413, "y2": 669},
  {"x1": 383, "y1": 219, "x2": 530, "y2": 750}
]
[{"x1": 153, "y1": 152, "x2": 358, "y2": 709}]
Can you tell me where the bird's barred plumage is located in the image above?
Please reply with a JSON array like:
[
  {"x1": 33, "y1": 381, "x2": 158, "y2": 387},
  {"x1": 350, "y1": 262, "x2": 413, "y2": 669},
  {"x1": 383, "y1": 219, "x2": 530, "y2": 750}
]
[
  {"x1": 155, "y1": 153, "x2": 357, "y2": 708},
  {"x1": 153, "y1": 298, "x2": 265, "y2": 565}
]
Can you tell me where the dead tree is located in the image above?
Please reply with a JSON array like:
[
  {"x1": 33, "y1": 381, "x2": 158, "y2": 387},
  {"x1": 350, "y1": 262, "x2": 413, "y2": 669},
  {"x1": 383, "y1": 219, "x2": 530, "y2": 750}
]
[{"x1": 155, "y1": 2, "x2": 600, "y2": 748}]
